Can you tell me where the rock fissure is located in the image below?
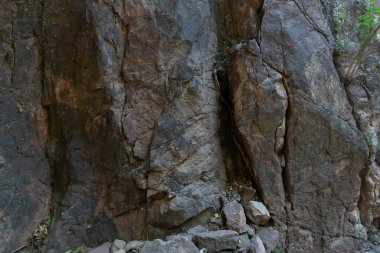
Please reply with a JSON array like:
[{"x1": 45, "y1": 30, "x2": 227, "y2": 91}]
[
  {"x1": 292, "y1": 0, "x2": 330, "y2": 42},
  {"x1": 213, "y1": 69, "x2": 251, "y2": 180},
  {"x1": 1, "y1": 0, "x2": 379, "y2": 252}
]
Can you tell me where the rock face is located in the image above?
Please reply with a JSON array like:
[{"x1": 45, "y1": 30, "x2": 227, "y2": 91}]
[
  {"x1": 0, "y1": 1, "x2": 51, "y2": 252},
  {"x1": 0, "y1": 0, "x2": 379, "y2": 252}
]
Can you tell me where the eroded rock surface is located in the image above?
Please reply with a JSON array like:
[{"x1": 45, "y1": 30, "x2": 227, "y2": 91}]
[
  {"x1": 0, "y1": 0, "x2": 379, "y2": 252},
  {"x1": 0, "y1": 1, "x2": 50, "y2": 252}
]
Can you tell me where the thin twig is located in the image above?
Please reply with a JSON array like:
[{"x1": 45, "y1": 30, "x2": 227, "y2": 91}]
[
  {"x1": 345, "y1": 24, "x2": 380, "y2": 83},
  {"x1": 10, "y1": 244, "x2": 28, "y2": 253}
]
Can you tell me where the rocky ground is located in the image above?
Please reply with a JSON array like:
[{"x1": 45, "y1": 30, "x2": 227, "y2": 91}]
[{"x1": 74, "y1": 187, "x2": 280, "y2": 253}]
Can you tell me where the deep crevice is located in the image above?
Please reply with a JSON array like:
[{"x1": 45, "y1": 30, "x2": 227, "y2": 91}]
[
  {"x1": 281, "y1": 76, "x2": 294, "y2": 211},
  {"x1": 213, "y1": 68, "x2": 253, "y2": 184}
]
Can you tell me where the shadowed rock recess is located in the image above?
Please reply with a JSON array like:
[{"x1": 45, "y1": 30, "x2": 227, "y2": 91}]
[{"x1": 0, "y1": 0, "x2": 379, "y2": 252}]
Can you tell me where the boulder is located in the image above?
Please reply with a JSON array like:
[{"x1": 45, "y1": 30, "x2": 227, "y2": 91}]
[
  {"x1": 140, "y1": 238, "x2": 198, "y2": 253},
  {"x1": 166, "y1": 233, "x2": 194, "y2": 242},
  {"x1": 258, "y1": 228, "x2": 280, "y2": 253},
  {"x1": 112, "y1": 239, "x2": 126, "y2": 251},
  {"x1": 248, "y1": 236, "x2": 266, "y2": 253},
  {"x1": 124, "y1": 241, "x2": 144, "y2": 252},
  {"x1": 193, "y1": 230, "x2": 241, "y2": 253},
  {"x1": 222, "y1": 200, "x2": 248, "y2": 233},
  {"x1": 89, "y1": 242, "x2": 111, "y2": 253},
  {"x1": 246, "y1": 201, "x2": 270, "y2": 225}
]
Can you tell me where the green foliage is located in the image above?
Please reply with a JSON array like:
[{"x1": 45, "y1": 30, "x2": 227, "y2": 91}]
[
  {"x1": 345, "y1": 0, "x2": 380, "y2": 82},
  {"x1": 334, "y1": 2, "x2": 348, "y2": 47},
  {"x1": 274, "y1": 243, "x2": 282, "y2": 253},
  {"x1": 357, "y1": 0, "x2": 380, "y2": 44}
]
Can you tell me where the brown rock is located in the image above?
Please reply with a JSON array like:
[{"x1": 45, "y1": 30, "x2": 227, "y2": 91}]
[{"x1": 1, "y1": 0, "x2": 378, "y2": 252}]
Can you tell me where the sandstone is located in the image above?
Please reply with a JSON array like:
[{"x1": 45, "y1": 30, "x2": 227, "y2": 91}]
[
  {"x1": 222, "y1": 200, "x2": 248, "y2": 233},
  {"x1": 246, "y1": 201, "x2": 270, "y2": 225}
]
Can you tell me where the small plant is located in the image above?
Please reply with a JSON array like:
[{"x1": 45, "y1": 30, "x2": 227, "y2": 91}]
[
  {"x1": 24, "y1": 218, "x2": 52, "y2": 252},
  {"x1": 345, "y1": 0, "x2": 380, "y2": 82},
  {"x1": 334, "y1": 2, "x2": 348, "y2": 47},
  {"x1": 274, "y1": 243, "x2": 282, "y2": 253}
]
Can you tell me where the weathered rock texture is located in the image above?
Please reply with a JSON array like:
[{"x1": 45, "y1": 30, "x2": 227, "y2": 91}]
[
  {"x1": 0, "y1": 0, "x2": 379, "y2": 252},
  {"x1": 0, "y1": 1, "x2": 50, "y2": 252}
]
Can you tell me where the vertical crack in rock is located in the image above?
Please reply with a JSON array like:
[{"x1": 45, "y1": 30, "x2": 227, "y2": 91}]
[
  {"x1": 327, "y1": 0, "x2": 379, "y2": 231},
  {"x1": 228, "y1": 39, "x2": 288, "y2": 228},
  {"x1": 255, "y1": 0, "x2": 368, "y2": 251},
  {"x1": 213, "y1": 68, "x2": 251, "y2": 181},
  {"x1": 343, "y1": 78, "x2": 379, "y2": 228},
  {"x1": 280, "y1": 74, "x2": 292, "y2": 251}
]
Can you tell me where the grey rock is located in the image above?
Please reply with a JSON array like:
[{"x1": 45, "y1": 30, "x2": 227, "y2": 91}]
[
  {"x1": 89, "y1": 242, "x2": 112, "y2": 253},
  {"x1": 228, "y1": 0, "x2": 371, "y2": 252},
  {"x1": 248, "y1": 236, "x2": 266, "y2": 253},
  {"x1": 246, "y1": 201, "x2": 270, "y2": 225},
  {"x1": 193, "y1": 230, "x2": 241, "y2": 253},
  {"x1": 1, "y1": 0, "x2": 378, "y2": 252},
  {"x1": 113, "y1": 239, "x2": 127, "y2": 250},
  {"x1": 187, "y1": 225, "x2": 209, "y2": 235},
  {"x1": 0, "y1": 1, "x2": 51, "y2": 251},
  {"x1": 245, "y1": 225, "x2": 255, "y2": 238},
  {"x1": 353, "y1": 224, "x2": 368, "y2": 240},
  {"x1": 124, "y1": 240, "x2": 144, "y2": 252},
  {"x1": 0, "y1": 154, "x2": 5, "y2": 168},
  {"x1": 258, "y1": 228, "x2": 280, "y2": 253},
  {"x1": 237, "y1": 233, "x2": 250, "y2": 249},
  {"x1": 39, "y1": 0, "x2": 225, "y2": 249},
  {"x1": 140, "y1": 238, "x2": 198, "y2": 253},
  {"x1": 166, "y1": 233, "x2": 193, "y2": 242},
  {"x1": 328, "y1": 237, "x2": 359, "y2": 252},
  {"x1": 222, "y1": 200, "x2": 248, "y2": 233},
  {"x1": 114, "y1": 250, "x2": 126, "y2": 253}
]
